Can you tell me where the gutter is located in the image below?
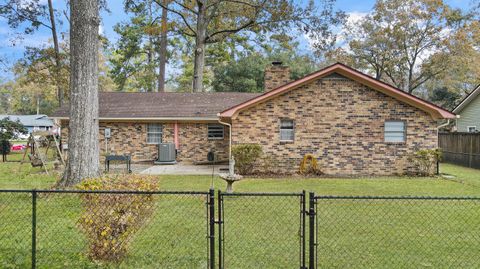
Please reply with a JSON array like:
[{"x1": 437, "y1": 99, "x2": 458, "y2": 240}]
[{"x1": 51, "y1": 116, "x2": 220, "y2": 122}]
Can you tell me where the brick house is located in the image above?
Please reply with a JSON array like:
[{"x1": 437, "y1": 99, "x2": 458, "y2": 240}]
[{"x1": 52, "y1": 62, "x2": 455, "y2": 175}]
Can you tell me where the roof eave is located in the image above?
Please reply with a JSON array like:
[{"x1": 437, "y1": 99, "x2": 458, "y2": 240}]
[{"x1": 52, "y1": 116, "x2": 220, "y2": 121}]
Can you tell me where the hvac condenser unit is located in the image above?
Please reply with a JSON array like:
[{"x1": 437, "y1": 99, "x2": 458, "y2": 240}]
[{"x1": 154, "y1": 143, "x2": 177, "y2": 164}]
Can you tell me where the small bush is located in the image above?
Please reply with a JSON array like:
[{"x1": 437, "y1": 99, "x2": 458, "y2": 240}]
[
  {"x1": 77, "y1": 175, "x2": 158, "y2": 263},
  {"x1": 299, "y1": 154, "x2": 323, "y2": 175},
  {"x1": 408, "y1": 148, "x2": 442, "y2": 176},
  {"x1": 232, "y1": 144, "x2": 263, "y2": 175}
]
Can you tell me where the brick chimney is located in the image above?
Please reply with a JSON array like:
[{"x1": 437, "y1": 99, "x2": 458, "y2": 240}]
[{"x1": 264, "y1": 61, "x2": 290, "y2": 92}]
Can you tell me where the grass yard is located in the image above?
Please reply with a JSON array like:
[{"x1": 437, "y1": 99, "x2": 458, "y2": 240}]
[{"x1": 1, "y1": 152, "x2": 480, "y2": 268}]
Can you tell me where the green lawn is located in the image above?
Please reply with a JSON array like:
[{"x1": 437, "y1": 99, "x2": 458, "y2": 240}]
[{"x1": 1, "y1": 153, "x2": 480, "y2": 268}]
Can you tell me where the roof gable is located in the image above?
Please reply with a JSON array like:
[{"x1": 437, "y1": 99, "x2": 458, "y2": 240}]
[
  {"x1": 219, "y1": 63, "x2": 456, "y2": 119},
  {"x1": 453, "y1": 84, "x2": 480, "y2": 114}
]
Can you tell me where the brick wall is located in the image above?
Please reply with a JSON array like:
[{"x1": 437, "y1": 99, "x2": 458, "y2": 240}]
[
  {"x1": 231, "y1": 74, "x2": 438, "y2": 176},
  {"x1": 60, "y1": 121, "x2": 229, "y2": 163}
]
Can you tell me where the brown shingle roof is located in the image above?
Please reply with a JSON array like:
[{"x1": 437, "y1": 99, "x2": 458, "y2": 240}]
[{"x1": 52, "y1": 92, "x2": 261, "y2": 119}]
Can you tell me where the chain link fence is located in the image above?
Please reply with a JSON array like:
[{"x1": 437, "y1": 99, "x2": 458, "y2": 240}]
[
  {"x1": 0, "y1": 190, "x2": 211, "y2": 269},
  {"x1": 1, "y1": 190, "x2": 480, "y2": 268},
  {"x1": 313, "y1": 196, "x2": 480, "y2": 269}
]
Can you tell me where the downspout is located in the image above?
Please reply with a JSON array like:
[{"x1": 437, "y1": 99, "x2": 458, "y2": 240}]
[
  {"x1": 435, "y1": 119, "x2": 450, "y2": 175},
  {"x1": 217, "y1": 116, "x2": 232, "y2": 160},
  {"x1": 218, "y1": 115, "x2": 233, "y2": 175},
  {"x1": 437, "y1": 119, "x2": 450, "y2": 132},
  {"x1": 174, "y1": 121, "x2": 179, "y2": 149},
  {"x1": 435, "y1": 116, "x2": 458, "y2": 174}
]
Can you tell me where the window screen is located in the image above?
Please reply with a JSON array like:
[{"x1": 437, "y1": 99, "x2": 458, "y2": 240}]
[
  {"x1": 280, "y1": 119, "x2": 294, "y2": 141},
  {"x1": 147, "y1": 123, "x2": 163, "y2": 144},
  {"x1": 208, "y1": 124, "x2": 224, "y2": 139},
  {"x1": 384, "y1": 121, "x2": 405, "y2": 143}
]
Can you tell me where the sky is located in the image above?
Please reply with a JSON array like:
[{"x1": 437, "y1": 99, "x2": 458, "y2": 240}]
[{"x1": 0, "y1": 0, "x2": 476, "y2": 80}]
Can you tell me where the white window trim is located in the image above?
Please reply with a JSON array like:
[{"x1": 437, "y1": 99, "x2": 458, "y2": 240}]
[
  {"x1": 467, "y1": 126, "x2": 477, "y2": 133},
  {"x1": 279, "y1": 119, "x2": 295, "y2": 142},
  {"x1": 146, "y1": 123, "x2": 163, "y2": 144},
  {"x1": 207, "y1": 124, "x2": 225, "y2": 140}
]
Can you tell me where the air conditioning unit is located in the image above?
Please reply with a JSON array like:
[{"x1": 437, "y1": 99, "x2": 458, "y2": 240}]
[{"x1": 154, "y1": 143, "x2": 177, "y2": 164}]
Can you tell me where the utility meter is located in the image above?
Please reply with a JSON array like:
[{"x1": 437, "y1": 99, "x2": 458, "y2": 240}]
[{"x1": 105, "y1": 128, "x2": 111, "y2": 139}]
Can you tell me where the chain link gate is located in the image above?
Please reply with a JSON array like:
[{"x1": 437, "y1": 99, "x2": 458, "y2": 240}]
[{"x1": 217, "y1": 191, "x2": 306, "y2": 269}]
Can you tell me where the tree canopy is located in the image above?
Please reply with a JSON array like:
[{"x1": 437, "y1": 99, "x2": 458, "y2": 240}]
[{"x1": 0, "y1": 0, "x2": 478, "y2": 113}]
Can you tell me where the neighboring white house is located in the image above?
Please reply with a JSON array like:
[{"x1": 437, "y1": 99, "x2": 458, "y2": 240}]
[
  {"x1": 0, "y1": 115, "x2": 54, "y2": 138},
  {"x1": 453, "y1": 84, "x2": 480, "y2": 133}
]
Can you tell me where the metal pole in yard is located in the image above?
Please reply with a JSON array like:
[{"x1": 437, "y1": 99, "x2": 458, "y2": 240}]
[
  {"x1": 308, "y1": 192, "x2": 315, "y2": 269},
  {"x1": 301, "y1": 190, "x2": 306, "y2": 269},
  {"x1": 31, "y1": 190, "x2": 37, "y2": 269},
  {"x1": 217, "y1": 190, "x2": 223, "y2": 269},
  {"x1": 209, "y1": 189, "x2": 215, "y2": 269}
]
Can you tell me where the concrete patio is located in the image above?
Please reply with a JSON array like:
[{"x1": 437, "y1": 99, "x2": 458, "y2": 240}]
[{"x1": 139, "y1": 163, "x2": 229, "y2": 175}]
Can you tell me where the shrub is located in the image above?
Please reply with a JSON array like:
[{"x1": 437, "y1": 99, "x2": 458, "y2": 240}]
[
  {"x1": 299, "y1": 154, "x2": 323, "y2": 175},
  {"x1": 408, "y1": 148, "x2": 442, "y2": 176},
  {"x1": 77, "y1": 175, "x2": 158, "y2": 263},
  {"x1": 232, "y1": 144, "x2": 263, "y2": 175}
]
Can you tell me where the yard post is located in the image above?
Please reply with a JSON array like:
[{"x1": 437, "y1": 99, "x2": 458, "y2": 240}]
[
  {"x1": 301, "y1": 190, "x2": 306, "y2": 269},
  {"x1": 31, "y1": 190, "x2": 37, "y2": 269},
  {"x1": 308, "y1": 192, "x2": 316, "y2": 269},
  {"x1": 208, "y1": 188, "x2": 215, "y2": 269},
  {"x1": 217, "y1": 190, "x2": 223, "y2": 269}
]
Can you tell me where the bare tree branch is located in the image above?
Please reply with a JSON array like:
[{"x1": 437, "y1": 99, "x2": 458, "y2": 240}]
[{"x1": 152, "y1": 0, "x2": 196, "y2": 35}]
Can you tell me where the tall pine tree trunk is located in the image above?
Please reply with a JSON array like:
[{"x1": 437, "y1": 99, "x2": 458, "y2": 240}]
[
  {"x1": 59, "y1": 0, "x2": 100, "y2": 187},
  {"x1": 157, "y1": 0, "x2": 167, "y2": 92},
  {"x1": 192, "y1": 0, "x2": 207, "y2": 92},
  {"x1": 147, "y1": 0, "x2": 155, "y2": 92},
  {"x1": 47, "y1": 0, "x2": 63, "y2": 107}
]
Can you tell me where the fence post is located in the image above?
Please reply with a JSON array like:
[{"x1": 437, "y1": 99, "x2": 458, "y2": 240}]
[
  {"x1": 469, "y1": 134, "x2": 473, "y2": 168},
  {"x1": 31, "y1": 190, "x2": 37, "y2": 269},
  {"x1": 208, "y1": 189, "x2": 215, "y2": 269},
  {"x1": 301, "y1": 191, "x2": 306, "y2": 269},
  {"x1": 217, "y1": 190, "x2": 223, "y2": 269},
  {"x1": 308, "y1": 192, "x2": 315, "y2": 269}
]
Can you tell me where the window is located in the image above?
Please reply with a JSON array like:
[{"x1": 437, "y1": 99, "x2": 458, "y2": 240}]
[
  {"x1": 147, "y1": 123, "x2": 162, "y2": 144},
  {"x1": 280, "y1": 119, "x2": 294, "y2": 141},
  {"x1": 384, "y1": 121, "x2": 406, "y2": 143},
  {"x1": 208, "y1": 124, "x2": 224, "y2": 139},
  {"x1": 468, "y1": 126, "x2": 477, "y2": 133}
]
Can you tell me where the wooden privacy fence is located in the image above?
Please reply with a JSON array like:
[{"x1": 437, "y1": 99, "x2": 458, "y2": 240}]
[{"x1": 439, "y1": 132, "x2": 480, "y2": 169}]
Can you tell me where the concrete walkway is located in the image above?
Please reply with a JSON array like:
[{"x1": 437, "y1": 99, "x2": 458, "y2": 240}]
[{"x1": 140, "y1": 163, "x2": 228, "y2": 175}]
